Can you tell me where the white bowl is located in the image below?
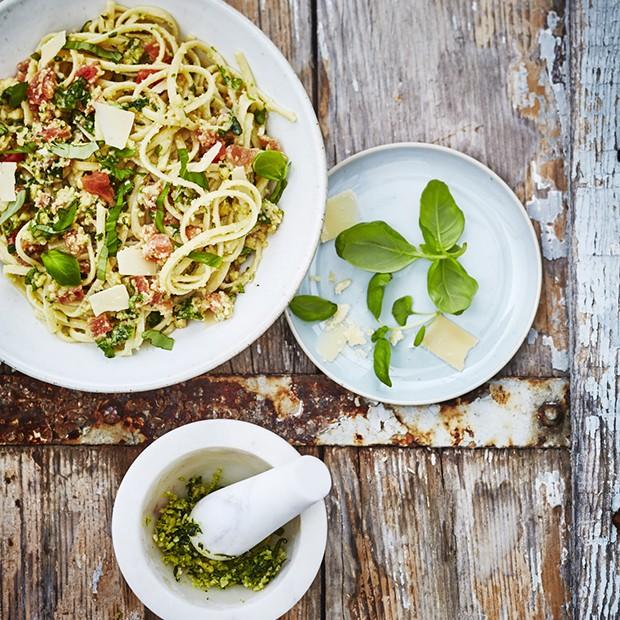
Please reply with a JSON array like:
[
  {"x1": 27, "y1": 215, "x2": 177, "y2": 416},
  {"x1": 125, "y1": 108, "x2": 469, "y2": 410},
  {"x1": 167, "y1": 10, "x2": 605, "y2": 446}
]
[
  {"x1": 0, "y1": 0, "x2": 326, "y2": 392},
  {"x1": 112, "y1": 420, "x2": 327, "y2": 620}
]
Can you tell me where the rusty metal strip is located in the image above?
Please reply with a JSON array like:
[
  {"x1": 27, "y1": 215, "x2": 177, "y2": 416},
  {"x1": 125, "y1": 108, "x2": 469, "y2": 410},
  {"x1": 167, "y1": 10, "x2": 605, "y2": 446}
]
[{"x1": 0, "y1": 372, "x2": 568, "y2": 447}]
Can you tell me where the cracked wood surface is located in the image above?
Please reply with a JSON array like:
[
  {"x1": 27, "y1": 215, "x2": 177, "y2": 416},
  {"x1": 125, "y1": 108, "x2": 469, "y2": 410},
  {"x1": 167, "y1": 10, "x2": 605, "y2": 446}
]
[{"x1": 0, "y1": 0, "x2": 617, "y2": 618}]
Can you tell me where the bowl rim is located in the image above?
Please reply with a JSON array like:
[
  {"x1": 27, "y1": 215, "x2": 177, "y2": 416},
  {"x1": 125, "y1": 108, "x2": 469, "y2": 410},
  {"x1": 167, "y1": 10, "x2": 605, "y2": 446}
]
[
  {"x1": 112, "y1": 419, "x2": 328, "y2": 620},
  {"x1": 285, "y1": 141, "x2": 543, "y2": 405},
  {"x1": 0, "y1": 0, "x2": 327, "y2": 393}
]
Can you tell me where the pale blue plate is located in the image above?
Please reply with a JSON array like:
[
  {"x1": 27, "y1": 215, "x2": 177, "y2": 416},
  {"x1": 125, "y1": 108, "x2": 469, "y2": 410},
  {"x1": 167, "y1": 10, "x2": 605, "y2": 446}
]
[{"x1": 286, "y1": 143, "x2": 541, "y2": 405}]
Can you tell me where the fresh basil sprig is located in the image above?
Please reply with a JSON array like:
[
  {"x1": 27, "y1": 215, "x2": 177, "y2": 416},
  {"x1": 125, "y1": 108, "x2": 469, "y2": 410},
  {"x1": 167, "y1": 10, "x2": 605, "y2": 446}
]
[
  {"x1": 1, "y1": 82, "x2": 28, "y2": 108},
  {"x1": 41, "y1": 249, "x2": 81, "y2": 286},
  {"x1": 0, "y1": 190, "x2": 26, "y2": 226},
  {"x1": 253, "y1": 151, "x2": 289, "y2": 203},
  {"x1": 64, "y1": 38, "x2": 122, "y2": 62},
  {"x1": 188, "y1": 251, "x2": 223, "y2": 268},
  {"x1": 419, "y1": 180, "x2": 465, "y2": 252},
  {"x1": 49, "y1": 141, "x2": 99, "y2": 160},
  {"x1": 392, "y1": 295, "x2": 414, "y2": 326},
  {"x1": 367, "y1": 273, "x2": 392, "y2": 320},
  {"x1": 143, "y1": 329, "x2": 175, "y2": 351},
  {"x1": 32, "y1": 199, "x2": 79, "y2": 238},
  {"x1": 427, "y1": 258, "x2": 478, "y2": 314},
  {"x1": 289, "y1": 295, "x2": 337, "y2": 322}
]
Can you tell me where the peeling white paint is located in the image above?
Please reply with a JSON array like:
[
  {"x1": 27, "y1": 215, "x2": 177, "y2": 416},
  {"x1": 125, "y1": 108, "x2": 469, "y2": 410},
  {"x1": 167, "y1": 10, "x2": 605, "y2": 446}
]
[
  {"x1": 527, "y1": 328, "x2": 538, "y2": 345},
  {"x1": 535, "y1": 470, "x2": 565, "y2": 508},
  {"x1": 316, "y1": 379, "x2": 568, "y2": 447},
  {"x1": 91, "y1": 559, "x2": 103, "y2": 595},
  {"x1": 541, "y1": 335, "x2": 569, "y2": 371}
]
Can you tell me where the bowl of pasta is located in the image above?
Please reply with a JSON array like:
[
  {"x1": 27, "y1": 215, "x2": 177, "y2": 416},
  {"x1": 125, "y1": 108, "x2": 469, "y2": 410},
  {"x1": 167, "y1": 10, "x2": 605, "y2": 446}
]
[{"x1": 0, "y1": 0, "x2": 326, "y2": 391}]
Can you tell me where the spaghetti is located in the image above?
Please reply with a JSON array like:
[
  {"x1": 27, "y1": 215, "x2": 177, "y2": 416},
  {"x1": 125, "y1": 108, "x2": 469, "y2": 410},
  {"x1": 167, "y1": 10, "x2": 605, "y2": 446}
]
[{"x1": 0, "y1": 1, "x2": 293, "y2": 357}]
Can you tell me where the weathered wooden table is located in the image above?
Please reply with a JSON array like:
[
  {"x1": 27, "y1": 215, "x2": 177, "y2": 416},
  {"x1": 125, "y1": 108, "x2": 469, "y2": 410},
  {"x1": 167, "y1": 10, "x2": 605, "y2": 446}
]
[{"x1": 1, "y1": 0, "x2": 618, "y2": 618}]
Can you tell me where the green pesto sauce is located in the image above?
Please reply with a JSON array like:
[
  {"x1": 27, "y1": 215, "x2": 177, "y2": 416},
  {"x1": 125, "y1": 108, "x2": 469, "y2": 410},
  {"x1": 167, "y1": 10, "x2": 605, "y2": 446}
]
[{"x1": 152, "y1": 472, "x2": 287, "y2": 592}]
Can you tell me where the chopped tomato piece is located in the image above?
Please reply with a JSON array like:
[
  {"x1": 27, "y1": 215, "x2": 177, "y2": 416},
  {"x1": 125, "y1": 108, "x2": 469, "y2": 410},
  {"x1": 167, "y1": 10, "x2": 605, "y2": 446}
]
[
  {"x1": 144, "y1": 40, "x2": 172, "y2": 63},
  {"x1": 16, "y1": 59, "x2": 31, "y2": 82},
  {"x1": 131, "y1": 276, "x2": 150, "y2": 294},
  {"x1": 143, "y1": 233, "x2": 173, "y2": 262},
  {"x1": 82, "y1": 171, "x2": 114, "y2": 204},
  {"x1": 258, "y1": 135, "x2": 282, "y2": 151},
  {"x1": 0, "y1": 153, "x2": 26, "y2": 163},
  {"x1": 58, "y1": 287, "x2": 85, "y2": 304},
  {"x1": 39, "y1": 123, "x2": 71, "y2": 143},
  {"x1": 27, "y1": 68, "x2": 57, "y2": 107},
  {"x1": 75, "y1": 64, "x2": 100, "y2": 84},
  {"x1": 185, "y1": 226, "x2": 201, "y2": 240},
  {"x1": 226, "y1": 145, "x2": 258, "y2": 167},
  {"x1": 89, "y1": 314, "x2": 113, "y2": 338},
  {"x1": 136, "y1": 68, "x2": 158, "y2": 84}
]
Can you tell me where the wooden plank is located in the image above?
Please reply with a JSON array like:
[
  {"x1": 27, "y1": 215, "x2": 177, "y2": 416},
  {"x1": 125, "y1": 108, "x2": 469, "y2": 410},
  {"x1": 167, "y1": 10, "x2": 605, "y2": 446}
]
[
  {"x1": 219, "y1": 0, "x2": 317, "y2": 376},
  {"x1": 569, "y1": 0, "x2": 620, "y2": 616},
  {"x1": 316, "y1": 0, "x2": 569, "y2": 377},
  {"x1": 0, "y1": 374, "x2": 570, "y2": 448},
  {"x1": 324, "y1": 447, "x2": 571, "y2": 619},
  {"x1": 0, "y1": 446, "x2": 321, "y2": 619}
]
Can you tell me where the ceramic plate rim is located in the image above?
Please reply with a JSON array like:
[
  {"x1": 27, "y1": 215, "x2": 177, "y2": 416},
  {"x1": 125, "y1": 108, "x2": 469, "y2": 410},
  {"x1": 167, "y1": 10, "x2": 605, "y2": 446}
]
[
  {"x1": 285, "y1": 142, "x2": 542, "y2": 406},
  {"x1": 0, "y1": 0, "x2": 327, "y2": 393}
]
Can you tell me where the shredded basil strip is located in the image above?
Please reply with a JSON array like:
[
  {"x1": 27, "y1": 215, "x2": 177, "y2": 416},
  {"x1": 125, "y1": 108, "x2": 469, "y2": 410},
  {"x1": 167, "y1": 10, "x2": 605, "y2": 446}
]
[
  {"x1": 105, "y1": 180, "x2": 132, "y2": 256},
  {"x1": 65, "y1": 38, "x2": 122, "y2": 62},
  {"x1": 1, "y1": 82, "x2": 28, "y2": 108},
  {"x1": 96, "y1": 245, "x2": 109, "y2": 281},
  {"x1": 155, "y1": 182, "x2": 170, "y2": 234},
  {"x1": 178, "y1": 148, "x2": 208, "y2": 190},
  {"x1": 0, "y1": 190, "x2": 26, "y2": 226},
  {"x1": 143, "y1": 329, "x2": 175, "y2": 351},
  {"x1": 187, "y1": 251, "x2": 223, "y2": 268},
  {"x1": 41, "y1": 249, "x2": 81, "y2": 286},
  {"x1": 49, "y1": 141, "x2": 99, "y2": 160},
  {"x1": 0, "y1": 142, "x2": 37, "y2": 156}
]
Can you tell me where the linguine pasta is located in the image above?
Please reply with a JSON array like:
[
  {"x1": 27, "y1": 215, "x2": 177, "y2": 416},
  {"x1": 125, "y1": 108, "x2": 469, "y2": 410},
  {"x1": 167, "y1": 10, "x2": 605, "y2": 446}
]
[{"x1": 0, "y1": 1, "x2": 293, "y2": 357}]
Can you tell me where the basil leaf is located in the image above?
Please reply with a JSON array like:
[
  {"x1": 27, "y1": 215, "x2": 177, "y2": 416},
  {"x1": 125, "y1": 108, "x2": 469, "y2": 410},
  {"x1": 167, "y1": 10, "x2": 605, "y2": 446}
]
[
  {"x1": 188, "y1": 251, "x2": 222, "y2": 268},
  {"x1": 419, "y1": 179, "x2": 464, "y2": 252},
  {"x1": 373, "y1": 337, "x2": 392, "y2": 387},
  {"x1": 427, "y1": 258, "x2": 478, "y2": 314},
  {"x1": 392, "y1": 295, "x2": 414, "y2": 326},
  {"x1": 178, "y1": 148, "x2": 208, "y2": 189},
  {"x1": 371, "y1": 325, "x2": 389, "y2": 343},
  {"x1": 49, "y1": 141, "x2": 99, "y2": 160},
  {"x1": 146, "y1": 311, "x2": 163, "y2": 329},
  {"x1": 143, "y1": 329, "x2": 175, "y2": 351},
  {"x1": 335, "y1": 221, "x2": 418, "y2": 273},
  {"x1": 41, "y1": 249, "x2": 81, "y2": 286},
  {"x1": 1, "y1": 82, "x2": 28, "y2": 108},
  {"x1": 54, "y1": 200, "x2": 79, "y2": 232},
  {"x1": 289, "y1": 295, "x2": 337, "y2": 322},
  {"x1": 0, "y1": 190, "x2": 26, "y2": 226},
  {"x1": 122, "y1": 97, "x2": 149, "y2": 111},
  {"x1": 367, "y1": 273, "x2": 392, "y2": 320},
  {"x1": 253, "y1": 150, "x2": 288, "y2": 181},
  {"x1": 0, "y1": 123, "x2": 8, "y2": 137},
  {"x1": 65, "y1": 38, "x2": 122, "y2": 62},
  {"x1": 446, "y1": 242, "x2": 467, "y2": 259},
  {"x1": 413, "y1": 324, "x2": 426, "y2": 347},
  {"x1": 269, "y1": 179, "x2": 287, "y2": 204},
  {"x1": 155, "y1": 182, "x2": 170, "y2": 234},
  {"x1": 229, "y1": 115, "x2": 242, "y2": 136}
]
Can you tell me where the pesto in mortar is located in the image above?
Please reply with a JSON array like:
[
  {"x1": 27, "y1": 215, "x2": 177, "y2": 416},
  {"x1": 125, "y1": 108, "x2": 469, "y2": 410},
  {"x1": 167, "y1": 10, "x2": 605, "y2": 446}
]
[{"x1": 152, "y1": 472, "x2": 288, "y2": 592}]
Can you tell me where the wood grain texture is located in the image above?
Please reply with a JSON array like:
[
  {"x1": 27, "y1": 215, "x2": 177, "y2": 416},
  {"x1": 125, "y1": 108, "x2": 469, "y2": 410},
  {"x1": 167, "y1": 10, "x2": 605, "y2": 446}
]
[
  {"x1": 316, "y1": 0, "x2": 569, "y2": 377},
  {"x1": 324, "y1": 447, "x2": 571, "y2": 619},
  {"x1": 0, "y1": 446, "x2": 321, "y2": 620},
  {"x1": 569, "y1": 0, "x2": 620, "y2": 617},
  {"x1": 219, "y1": 0, "x2": 317, "y2": 376}
]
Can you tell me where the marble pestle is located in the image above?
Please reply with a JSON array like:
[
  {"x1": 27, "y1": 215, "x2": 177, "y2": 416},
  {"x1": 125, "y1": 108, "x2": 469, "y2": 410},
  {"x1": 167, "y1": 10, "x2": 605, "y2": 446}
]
[{"x1": 189, "y1": 455, "x2": 332, "y2": 560}]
